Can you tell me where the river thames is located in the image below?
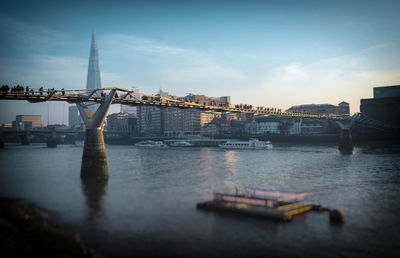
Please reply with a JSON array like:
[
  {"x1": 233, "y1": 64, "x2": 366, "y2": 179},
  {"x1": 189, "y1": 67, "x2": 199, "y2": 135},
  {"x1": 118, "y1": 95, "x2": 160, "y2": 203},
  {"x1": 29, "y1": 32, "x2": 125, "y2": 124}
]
[{"x1": 1, "y1": 143, "x2": 399, "y2": 257}]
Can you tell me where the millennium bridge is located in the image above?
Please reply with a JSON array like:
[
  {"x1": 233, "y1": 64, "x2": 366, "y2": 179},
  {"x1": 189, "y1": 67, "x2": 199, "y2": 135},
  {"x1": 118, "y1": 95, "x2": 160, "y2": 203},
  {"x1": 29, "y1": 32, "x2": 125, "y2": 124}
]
[
  {"x1": 0, "y1": 87, "x2": 345, "y2": 117},
  {"x1": 0, "y1": 87, "x2": 393, "y2": 179}
]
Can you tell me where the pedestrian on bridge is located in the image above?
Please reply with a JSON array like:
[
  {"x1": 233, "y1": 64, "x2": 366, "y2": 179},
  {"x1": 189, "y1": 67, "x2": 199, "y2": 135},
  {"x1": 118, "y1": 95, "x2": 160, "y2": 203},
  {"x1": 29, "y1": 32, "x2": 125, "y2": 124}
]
[
  {"x1": 1, "y1": 85, "x2": 9, "y2": 95},
  {"x1": 16, "y1": 85, "x2": 23, "y2": 94}
]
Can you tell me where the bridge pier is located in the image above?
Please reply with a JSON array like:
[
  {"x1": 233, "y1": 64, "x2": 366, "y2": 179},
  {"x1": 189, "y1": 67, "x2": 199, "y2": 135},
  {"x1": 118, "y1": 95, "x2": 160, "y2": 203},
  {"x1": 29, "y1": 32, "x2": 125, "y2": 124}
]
[
  {"x1": 77, "y1": 90, "x2": 116, "y2": 179},
  {"x1": 64, "y1": 134, "x2": 77, "y2": 144},
  {"x1": 19, "y1": 133, "x2": 30, "y2": 145},
  {"x1": 338, "y1": 129, "x2": 354, "y2": 154},
  {"x1": 81, "y1": 128, "x2": 108, "y2": 178},
  {"x1": 47, "y1": 131, "x2": 57, "y2": 148},
  {"x1": 336, "y1": 120, "x2": 356, "y2": 155}
]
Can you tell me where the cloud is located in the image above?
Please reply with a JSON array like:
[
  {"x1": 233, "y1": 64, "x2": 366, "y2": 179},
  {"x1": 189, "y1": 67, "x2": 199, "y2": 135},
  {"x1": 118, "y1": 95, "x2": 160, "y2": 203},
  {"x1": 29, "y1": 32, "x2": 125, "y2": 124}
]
[
  {"x1": 355, "y1": 71, "x2": 400, "y2": 85},
  {"x1": 102, "y1": 34, "x2": 186, "y2": 56},
  {"x1": 0, "y1": 14, "x2": 87, "y2": 89},
  {"x1": 0, "y1": 55, "x2": 87, "y2": 88},
  {"x1": 253, "y1": 43, "x2": 400, "y2": 113},
  {"x1": 0, "y1": 13, "x2": 75, "y2": 54},
  {"x1": 100, "y1": 33, "x2": 245, "y2": 94},
  {"x1": 162, "y1": 63, "x2": 244, "y2": 83},
  {"x1": 282, "y1": 62, "x2": 310, "y2": 81}
]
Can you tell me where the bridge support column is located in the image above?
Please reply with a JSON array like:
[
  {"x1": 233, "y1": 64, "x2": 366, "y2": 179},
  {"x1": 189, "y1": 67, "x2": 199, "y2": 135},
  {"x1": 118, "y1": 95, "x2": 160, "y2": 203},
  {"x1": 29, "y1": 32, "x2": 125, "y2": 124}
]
[
  {"x1": 19, "y1": 133, "x2": 30, "y2": 145},
  {"x1": 338, "y1": 129, "x2": 353, "y2": 155},
  {"x1": 47, "y1": 131, "x2": 57, "y2": 148},
  {"x1": 336, "y1": 120, "x2": 355, "y2": 155},
  {"x1": 81, "y1": 128, "x2": 108, "y2": 178},
  {"x1": 64, "y1": 134, "x2": 76, "y2": 144},
  {"x1": 77, "y1": 90, "x2": 116, "y2": 179}
]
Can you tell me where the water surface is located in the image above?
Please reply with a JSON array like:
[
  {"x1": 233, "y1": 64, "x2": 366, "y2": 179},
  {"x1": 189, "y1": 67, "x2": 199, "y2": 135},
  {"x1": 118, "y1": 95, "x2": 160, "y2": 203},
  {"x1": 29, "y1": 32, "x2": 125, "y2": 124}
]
[{"x1": 1, "y1": 143, "x2": 399, "y2": 257}]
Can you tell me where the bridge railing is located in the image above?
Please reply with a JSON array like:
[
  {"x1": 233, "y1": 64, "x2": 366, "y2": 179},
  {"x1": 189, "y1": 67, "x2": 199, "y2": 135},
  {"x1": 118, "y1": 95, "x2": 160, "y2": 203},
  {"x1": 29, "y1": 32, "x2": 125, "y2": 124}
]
[{"x1": 1, "y1": 86, "x2": 346, "y2": 120}]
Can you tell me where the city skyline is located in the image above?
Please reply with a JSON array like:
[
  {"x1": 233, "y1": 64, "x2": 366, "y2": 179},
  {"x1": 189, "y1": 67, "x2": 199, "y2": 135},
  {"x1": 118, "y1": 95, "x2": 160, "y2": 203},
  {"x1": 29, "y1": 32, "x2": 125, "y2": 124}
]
[{"x1": 1, "y1": 0, "x2": 400, "y2": 125}]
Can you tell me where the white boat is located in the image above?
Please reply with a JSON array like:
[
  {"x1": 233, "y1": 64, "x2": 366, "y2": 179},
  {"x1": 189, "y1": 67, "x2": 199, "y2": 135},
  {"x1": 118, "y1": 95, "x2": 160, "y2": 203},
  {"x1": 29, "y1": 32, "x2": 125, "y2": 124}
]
[
  {"x1": 169, "y1": 141, "x2": 193, "y2": 147},
  {"x1": 218, "y1": 138, "x2": 273, "y2": 150},
  {"x1": 135, "y1": 140, "x2": 166, "y2": 147}
]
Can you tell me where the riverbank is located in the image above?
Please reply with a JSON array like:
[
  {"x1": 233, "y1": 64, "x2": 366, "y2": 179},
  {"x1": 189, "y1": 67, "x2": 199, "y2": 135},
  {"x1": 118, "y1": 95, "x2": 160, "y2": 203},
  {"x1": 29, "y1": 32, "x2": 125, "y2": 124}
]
[{"x1": 0, "y1": 196, "x2": 104, "y2": 257}]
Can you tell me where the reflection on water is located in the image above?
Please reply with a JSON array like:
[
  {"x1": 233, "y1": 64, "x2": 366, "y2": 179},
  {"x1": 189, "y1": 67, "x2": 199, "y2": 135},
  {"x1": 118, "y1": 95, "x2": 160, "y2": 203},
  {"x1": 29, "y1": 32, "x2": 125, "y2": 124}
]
[
  {"x1": 223, "y1": 150, "x2": 238, "y2": 191},
  {"x1": 81, "y1": 177, "x2": 108, "y2": 224},
  {"x1": 224, "y1": 151, "x2": 238, "y2": 175}
]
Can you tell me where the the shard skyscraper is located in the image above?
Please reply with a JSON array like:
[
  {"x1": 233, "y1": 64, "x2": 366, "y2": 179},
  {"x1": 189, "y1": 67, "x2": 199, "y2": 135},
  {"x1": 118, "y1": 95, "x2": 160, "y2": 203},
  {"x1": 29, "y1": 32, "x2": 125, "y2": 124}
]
[{"x1": 86, "y1": 32, "x2": 102, "y2": 114}]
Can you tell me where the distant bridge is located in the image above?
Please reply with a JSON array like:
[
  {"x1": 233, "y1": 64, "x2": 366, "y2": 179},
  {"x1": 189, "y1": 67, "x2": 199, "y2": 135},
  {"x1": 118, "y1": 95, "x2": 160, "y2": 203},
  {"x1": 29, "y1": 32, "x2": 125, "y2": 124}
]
[{"x1": 0, "y1": 129, "x2": 82, "y2": 147}]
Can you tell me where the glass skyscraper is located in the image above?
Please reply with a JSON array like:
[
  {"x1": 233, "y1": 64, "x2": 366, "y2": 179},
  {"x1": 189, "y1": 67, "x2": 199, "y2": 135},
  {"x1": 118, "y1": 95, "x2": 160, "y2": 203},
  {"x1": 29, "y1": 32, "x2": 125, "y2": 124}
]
[{"x1": 85, "y1": 32, "x2": 102, "y2": 114}]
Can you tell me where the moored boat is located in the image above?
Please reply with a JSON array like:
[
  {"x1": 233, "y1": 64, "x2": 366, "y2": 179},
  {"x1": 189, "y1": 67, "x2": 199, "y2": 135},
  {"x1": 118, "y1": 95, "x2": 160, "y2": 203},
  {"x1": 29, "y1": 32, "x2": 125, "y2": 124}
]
[
  {"x1": 135, "y1": 140, "x2": 166, "y2": 147},
  {"x1": 218, "y1": 138, "x2": 272, "y2": 149},
  {"x1": 245, "y1": 188, "x2": 307, "y2": 202},
  {"x1": 197, "y1": 187, "x2": 344, "y2": 224},
  {"x1": 169, "y1": 141, "x2": 192, "y2": 147},
  {"x1": 198, "y1": 191, "x2": 311, "y2": 221}
]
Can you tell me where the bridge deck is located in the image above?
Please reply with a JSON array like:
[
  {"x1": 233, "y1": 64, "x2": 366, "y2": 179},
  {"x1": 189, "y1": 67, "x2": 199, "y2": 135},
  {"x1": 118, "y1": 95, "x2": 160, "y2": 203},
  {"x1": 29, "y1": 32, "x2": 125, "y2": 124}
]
[{"x1": 0, "y1": 87, "x2": 345, "y2": 120}]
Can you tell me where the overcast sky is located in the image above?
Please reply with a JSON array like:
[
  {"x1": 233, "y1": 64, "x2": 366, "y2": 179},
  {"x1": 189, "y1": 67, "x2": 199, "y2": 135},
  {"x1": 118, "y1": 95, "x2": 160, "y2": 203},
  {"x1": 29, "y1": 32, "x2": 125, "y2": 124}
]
[{"x1": 1, "y1": 0, "x2": 399, "y2": 125}]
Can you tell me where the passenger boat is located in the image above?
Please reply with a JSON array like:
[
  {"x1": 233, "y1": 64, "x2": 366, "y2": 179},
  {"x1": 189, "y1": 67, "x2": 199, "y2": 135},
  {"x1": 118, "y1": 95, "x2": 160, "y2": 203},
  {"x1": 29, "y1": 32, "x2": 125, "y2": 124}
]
[
  {"x1": 218, "y1": 138, "x2": 273, "y2": 149},
  {"x1": 134, "y1": 140, "x2": 166, "y2": 147},
  {"x1": 169, "y1": 141, "x2": 192, "y2": 147}
]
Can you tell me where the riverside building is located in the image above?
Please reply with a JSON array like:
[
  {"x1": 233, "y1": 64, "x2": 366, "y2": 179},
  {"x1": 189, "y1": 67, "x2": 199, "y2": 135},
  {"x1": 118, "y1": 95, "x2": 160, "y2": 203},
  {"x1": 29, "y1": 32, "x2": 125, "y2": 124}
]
[
  {"x1": 106, "y1": 112, "x2": 137, "y2": 135},
  {"x1": 136, "y1": 90, "x2": 230, "y2": 137},
  {"x1": 360, "y1": 85, "x2": 400, "y2": 127},
  {"x1": 68, "y1": 105, "x2": 82, "y2": 128},
  {"x1": 287, "y1": 102, "x2": 350, "y2": 115},
  {"x1": 244, "y1": 116, "x2": 302, "y2": 135},
  {"x1": 13, "y1": 115, "x2": 42, "y2": 130},
  {"x1": 137, "y1": 106, "x2": 163, "y2": 136}
]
